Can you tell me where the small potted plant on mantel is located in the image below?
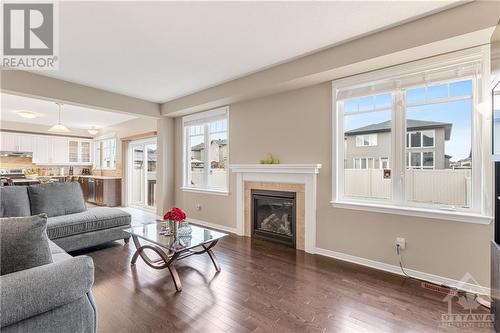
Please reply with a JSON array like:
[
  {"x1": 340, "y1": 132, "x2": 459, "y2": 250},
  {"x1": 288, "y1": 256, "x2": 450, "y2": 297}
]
[{"x1": 163, "y1": 207, "x2": 191, "y2": 238}]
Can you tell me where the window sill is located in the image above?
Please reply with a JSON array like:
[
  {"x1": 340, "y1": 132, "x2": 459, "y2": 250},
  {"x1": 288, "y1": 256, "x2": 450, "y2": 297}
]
[
  {"x1": 330, "y1": 200, "x2": 492, "y2": 224},
  {"x1": 180, "y1": 187, "x2": 229, "y2": 196}
]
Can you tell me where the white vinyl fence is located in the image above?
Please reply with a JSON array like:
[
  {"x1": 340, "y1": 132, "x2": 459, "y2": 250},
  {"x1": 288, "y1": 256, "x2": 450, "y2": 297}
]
[
  {"x1": 344, "y1": 169, "x2": 471, "y2": 206},
  {"x1": 191, "y1": 169, "x2": 227, "y2": 189}
]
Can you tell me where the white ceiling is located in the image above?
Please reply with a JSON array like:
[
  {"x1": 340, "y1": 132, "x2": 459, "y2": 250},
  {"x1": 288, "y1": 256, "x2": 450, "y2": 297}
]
[
  {"x1": 35, "y1": 1, "x2": 460, "y2": 103},
  {"x1": 1, "y1": 93, "x2": 137, "y2": 129}
]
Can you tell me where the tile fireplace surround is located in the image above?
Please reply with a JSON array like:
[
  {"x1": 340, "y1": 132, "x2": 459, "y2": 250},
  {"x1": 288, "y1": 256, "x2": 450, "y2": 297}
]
[{"x1": 230, "y1": 164, "x2": 322, "y2": 253}]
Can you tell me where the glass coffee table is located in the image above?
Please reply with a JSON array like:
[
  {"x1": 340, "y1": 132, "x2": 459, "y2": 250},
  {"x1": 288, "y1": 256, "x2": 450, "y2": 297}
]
[{"x1": 124, "y1": 223, "x2": 227, "y2": 292}]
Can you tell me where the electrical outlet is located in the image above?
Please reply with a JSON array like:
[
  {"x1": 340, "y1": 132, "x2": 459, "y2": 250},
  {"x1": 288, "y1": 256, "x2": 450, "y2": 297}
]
[
  {"x1": 195, "y1": 204, "x2": 202, "y2": 211},
  {"x1": 395, "y1": 237, "x2": 406, "y2": 250}
]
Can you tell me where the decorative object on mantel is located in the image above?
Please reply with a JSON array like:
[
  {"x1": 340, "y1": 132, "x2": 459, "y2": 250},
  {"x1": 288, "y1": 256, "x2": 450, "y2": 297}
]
[
  {"x1": 162, "y1": 207, "x2": 192, "y2": 239},
  {"x1": 260, "y1": 153, "x2": 280, "y2": 165}
]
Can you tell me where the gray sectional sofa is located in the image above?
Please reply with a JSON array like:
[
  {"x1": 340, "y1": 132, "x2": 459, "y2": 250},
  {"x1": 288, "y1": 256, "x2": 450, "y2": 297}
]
[
  {"x1": 0, "y1": 182, "x2": 132, "y2": 332},
  {"x1": 0, "y1": 182, "x2": 131, "y2": 251}
]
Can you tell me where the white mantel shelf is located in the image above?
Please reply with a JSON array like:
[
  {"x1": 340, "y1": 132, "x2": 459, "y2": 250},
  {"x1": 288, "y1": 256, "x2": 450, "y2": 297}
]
[{"x1": 230, "y1": 164, "x2": 322, "y2": 174}]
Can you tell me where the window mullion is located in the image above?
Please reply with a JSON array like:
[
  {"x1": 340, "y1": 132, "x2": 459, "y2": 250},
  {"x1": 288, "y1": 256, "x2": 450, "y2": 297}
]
[
  {"x1": 204, "y1": 123, "x2": 210, "y2": 188},
  {"x1": 392, "y1": 89, "x2": 405, "y2": 203},
  {"x1": 185, "y1": 129, "x2": 191, "y2": 187}
]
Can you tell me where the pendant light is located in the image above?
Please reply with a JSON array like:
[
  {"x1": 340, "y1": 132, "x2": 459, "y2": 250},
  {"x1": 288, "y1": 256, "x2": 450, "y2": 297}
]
[{"x1": 48, "y1": 103, "x2": 70, "y2": 133}]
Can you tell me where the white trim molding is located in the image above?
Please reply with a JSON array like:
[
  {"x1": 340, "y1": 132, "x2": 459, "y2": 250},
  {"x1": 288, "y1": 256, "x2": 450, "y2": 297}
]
[
  {"x1": 230, "y1": 164, "x2": 322, "y2": 174},
  {"x1": 186, "y1": 217, "x2": 239, "y2": 235},
  {"x1": 230, "y1": 164, "x2": 321, "y2": 253},
  {"x1": 331, "y1": 200, "x2": 493, "y2": 224},
  {"x1": 315, "y1": 247, "x2": 490, "y2": 296}
]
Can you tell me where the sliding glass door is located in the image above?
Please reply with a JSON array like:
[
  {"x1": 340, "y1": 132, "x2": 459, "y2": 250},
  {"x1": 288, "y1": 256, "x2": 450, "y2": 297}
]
[{"x1": 128, "y1": 138, "x2": 157, "y2": 210}]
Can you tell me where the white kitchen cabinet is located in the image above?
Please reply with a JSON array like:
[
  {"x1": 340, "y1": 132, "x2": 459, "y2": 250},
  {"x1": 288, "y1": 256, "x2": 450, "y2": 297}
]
[
  {"x1": 18, "y1": 134, "x2": 33, "y2": 152},
  {"x1": 0, "y1": 132, "x2": 17, "y2": 151},
  {"x1": 80, "y1": 140, "x2": 91, "y2": 163},
  {"x1": 49, "y1": 137, "x2": 69, "y2": 164},
  {"x1": 68, "y1": 138, "x2": 92, "y2": 164},
  {"x1": 0, "y1": 132, "x2": 33, "y2": 152},
  {"x1": 32, "y1": 135, "x2": 50, "y2": 164},
  {"x1": 1, "y1": 131, "x2": 92, "y2": 165}
]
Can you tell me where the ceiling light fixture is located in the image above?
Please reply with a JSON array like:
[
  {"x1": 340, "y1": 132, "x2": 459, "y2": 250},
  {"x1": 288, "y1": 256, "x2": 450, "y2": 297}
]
[
  {"x1": 88, "y1": 126, "x2": 99, "y2": 135},
  {"x1": 48, "y1": 103, "x2": 70, "y2": 133},
  {"x1": 16, "y1": 110, "x2": 39, "y2": 119}
]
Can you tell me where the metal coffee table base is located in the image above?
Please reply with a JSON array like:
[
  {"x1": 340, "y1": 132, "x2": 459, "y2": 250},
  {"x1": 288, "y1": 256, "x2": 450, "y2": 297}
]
[{"x1": 130, "y1": 235, "x2": 221, "y2": 292}]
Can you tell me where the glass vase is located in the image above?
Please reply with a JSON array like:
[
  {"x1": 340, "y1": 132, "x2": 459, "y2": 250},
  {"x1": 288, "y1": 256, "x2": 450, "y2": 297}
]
[{"x1": 177, "y1": 220, "x2": 192, "y2": 237}]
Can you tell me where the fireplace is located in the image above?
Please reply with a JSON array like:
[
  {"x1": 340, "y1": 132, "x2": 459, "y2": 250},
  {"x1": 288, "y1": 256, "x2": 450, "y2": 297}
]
[{"x1": 251, "y1": 189, "x2": 296, "y2": 247}]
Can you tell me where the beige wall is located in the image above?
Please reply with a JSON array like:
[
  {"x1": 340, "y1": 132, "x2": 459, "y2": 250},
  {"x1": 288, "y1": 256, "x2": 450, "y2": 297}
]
[{"x1": 174, "y1": 82, "x2": 493, "y2": 286}]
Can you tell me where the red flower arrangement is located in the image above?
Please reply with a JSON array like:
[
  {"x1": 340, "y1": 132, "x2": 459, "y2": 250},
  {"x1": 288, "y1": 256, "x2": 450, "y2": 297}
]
[{"x1": 163, "y1": 207, "x2": 186, "y2": 222}]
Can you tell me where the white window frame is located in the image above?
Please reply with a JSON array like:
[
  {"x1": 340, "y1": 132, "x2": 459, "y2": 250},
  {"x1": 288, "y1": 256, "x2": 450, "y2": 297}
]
[
  {"x1": 331, "y1": 46, "x2": 492, "y2": 224},
  {"x1": 182, "y1": 106, "x2": 229, "y2": 195},
  {"x1": 355, "y1": 134, "x2": 378, "y2": 147},
  {"x1": 380, "y1": 157, "x2": 389, "y2": 169},
  {"x1": 406, "y1": 130, "x2": 435, "y2": 148},
  {"x1": 93, "y1": 137, "x2": 117, "y2": 170},
  {"x1": 353, "y1": 157, "x2": 375, "y2": 169},
  {"x1": 407, "y1": 151, "x2": 435, "y2": 169}
]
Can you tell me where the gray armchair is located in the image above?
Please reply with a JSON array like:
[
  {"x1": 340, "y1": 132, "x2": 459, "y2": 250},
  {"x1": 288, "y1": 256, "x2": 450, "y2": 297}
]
[{"x1": 0, "y1": 244, "x2": 97, "y2": 333}]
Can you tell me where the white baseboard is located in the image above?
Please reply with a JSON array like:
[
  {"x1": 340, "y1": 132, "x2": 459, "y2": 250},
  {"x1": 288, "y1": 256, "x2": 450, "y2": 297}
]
[
  {"x1": 315, "y1": 247, "x2": 490, "y2": 296},
  {"x1": 186, "y1": 218, "x2": 239, "y2": 234}
]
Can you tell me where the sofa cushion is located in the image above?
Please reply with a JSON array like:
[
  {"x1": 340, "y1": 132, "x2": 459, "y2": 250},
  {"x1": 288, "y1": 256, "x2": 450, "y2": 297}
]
[
  {"x1": 0, "y1": 214, "x2": 53, "y2": 275},
  {"x1": 47, "y1": 207, "x2": 131, "y2": 239},
  {"x1": 0, "y1": 186, "x2": 31, "y2": 217},
  {"x1": 28, "y1": 182, "x2": 87, "y2": 218}
]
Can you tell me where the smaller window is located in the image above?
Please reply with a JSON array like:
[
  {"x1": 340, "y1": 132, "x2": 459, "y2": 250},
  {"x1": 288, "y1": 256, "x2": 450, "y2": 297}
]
[
  {"x1": 422, "y1": 130, "x2": 435, "y2": 147},
  {"x1": 407, "y1": 151, "x2": 434, "y2": 169},
  {"x1": 407, "y1": 130, "x2": 435, "y2": 148},
  {"x1": 380, "y1": 157, "x2": 389, "y2": 169},
  {"x1": 410, "y1": 132, "x2": 421, "y2": 148},
  {"x1": 353, "y1": 157, "x2": 376, "y2": 169},
  {"x1": 183, "y1": 107, "x2": 229, "y2": 193},
  {"x1": 93, "y1": 138, "x2": 117, "y2": 170},
  {"x1": 355, "y1": 134, "x2": 377, "y2": 147}
]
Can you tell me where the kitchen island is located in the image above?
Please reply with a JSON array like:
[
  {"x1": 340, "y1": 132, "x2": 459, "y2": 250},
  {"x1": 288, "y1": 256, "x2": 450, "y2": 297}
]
[{"x1": 77, "y1": 175, "x2": 122, "y2": 207}]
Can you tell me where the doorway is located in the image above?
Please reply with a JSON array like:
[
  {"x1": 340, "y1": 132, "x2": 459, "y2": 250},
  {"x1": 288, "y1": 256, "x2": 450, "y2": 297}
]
[{"x1": 127, "y1": 138, "x2": 157, "y2": 211}]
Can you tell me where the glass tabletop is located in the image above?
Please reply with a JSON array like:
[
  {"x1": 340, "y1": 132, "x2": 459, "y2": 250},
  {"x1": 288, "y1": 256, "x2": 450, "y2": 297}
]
[{"x1": 124, "y1": 223, "x2": 228, "y2": 252}]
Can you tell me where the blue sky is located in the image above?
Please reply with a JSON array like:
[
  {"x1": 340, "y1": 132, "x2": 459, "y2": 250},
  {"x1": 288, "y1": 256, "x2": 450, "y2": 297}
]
[{"x1": 344, "y1": 80, "x2": 472, "y2": 162}]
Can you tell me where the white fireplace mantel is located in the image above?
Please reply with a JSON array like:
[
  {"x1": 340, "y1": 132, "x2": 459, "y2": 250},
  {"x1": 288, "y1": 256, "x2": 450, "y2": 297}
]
[
  {"x1": 230, "y1": 164, "x2": 322, "y2": 253},
  {"x1": 229, "y1": 164, "x2": 322, "y2": 174}
]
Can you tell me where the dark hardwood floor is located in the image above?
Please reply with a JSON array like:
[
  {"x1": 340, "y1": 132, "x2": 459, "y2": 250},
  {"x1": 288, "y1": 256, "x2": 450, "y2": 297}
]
[{"x1": 74, "y1": 229, "x2": 494, "y2": 333}]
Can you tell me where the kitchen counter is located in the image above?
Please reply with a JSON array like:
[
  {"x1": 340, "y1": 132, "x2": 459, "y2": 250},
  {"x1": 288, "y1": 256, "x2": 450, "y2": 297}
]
[
  {"x1": 76, "y1": 175, "x2": 122, "y2": 180},
  {"x1": 9, "y1": 179, "x2": 43, "y2": 185}
]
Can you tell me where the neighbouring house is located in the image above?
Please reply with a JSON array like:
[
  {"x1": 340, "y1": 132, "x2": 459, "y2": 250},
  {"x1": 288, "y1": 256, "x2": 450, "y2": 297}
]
[
  {"x1": 191, "y1": 139, "x2": 228, "y2": 169},
  {"x1": 344, "y1": 119, "x2": 453, "y2": 170},
  {"x1": 450, "y1": 151, "x2": 472, "y2": 169}
]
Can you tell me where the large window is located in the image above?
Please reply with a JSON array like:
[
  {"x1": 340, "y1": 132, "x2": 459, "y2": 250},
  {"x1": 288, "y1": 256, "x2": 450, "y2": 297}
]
[
  {"x1": 333, "y1": 48, "x2": 491, "y2": 221},
  {"x1": 93, "y1": 137, "x2": 117, "y2": 170},
  {"x1": 183, "y1": 107, "x2": 229, "y2": 193}
]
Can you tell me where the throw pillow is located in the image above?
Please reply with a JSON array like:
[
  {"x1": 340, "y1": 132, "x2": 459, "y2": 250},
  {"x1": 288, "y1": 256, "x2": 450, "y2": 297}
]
[
  {"x1": 0, "y1": 186, "x2": 31, "y2": 217},
  {"x1": 28, "y1": 182, "x2": 87, "y2": 217},
  {"x1": 0, "y1": 214, "x2": 53, "y2": 275}
]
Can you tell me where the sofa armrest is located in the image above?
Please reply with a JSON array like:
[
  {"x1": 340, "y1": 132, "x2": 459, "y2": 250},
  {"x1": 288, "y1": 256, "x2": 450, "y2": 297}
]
[{"x1": 0, "y1": 256, "x2": 94, "y2": 328}]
